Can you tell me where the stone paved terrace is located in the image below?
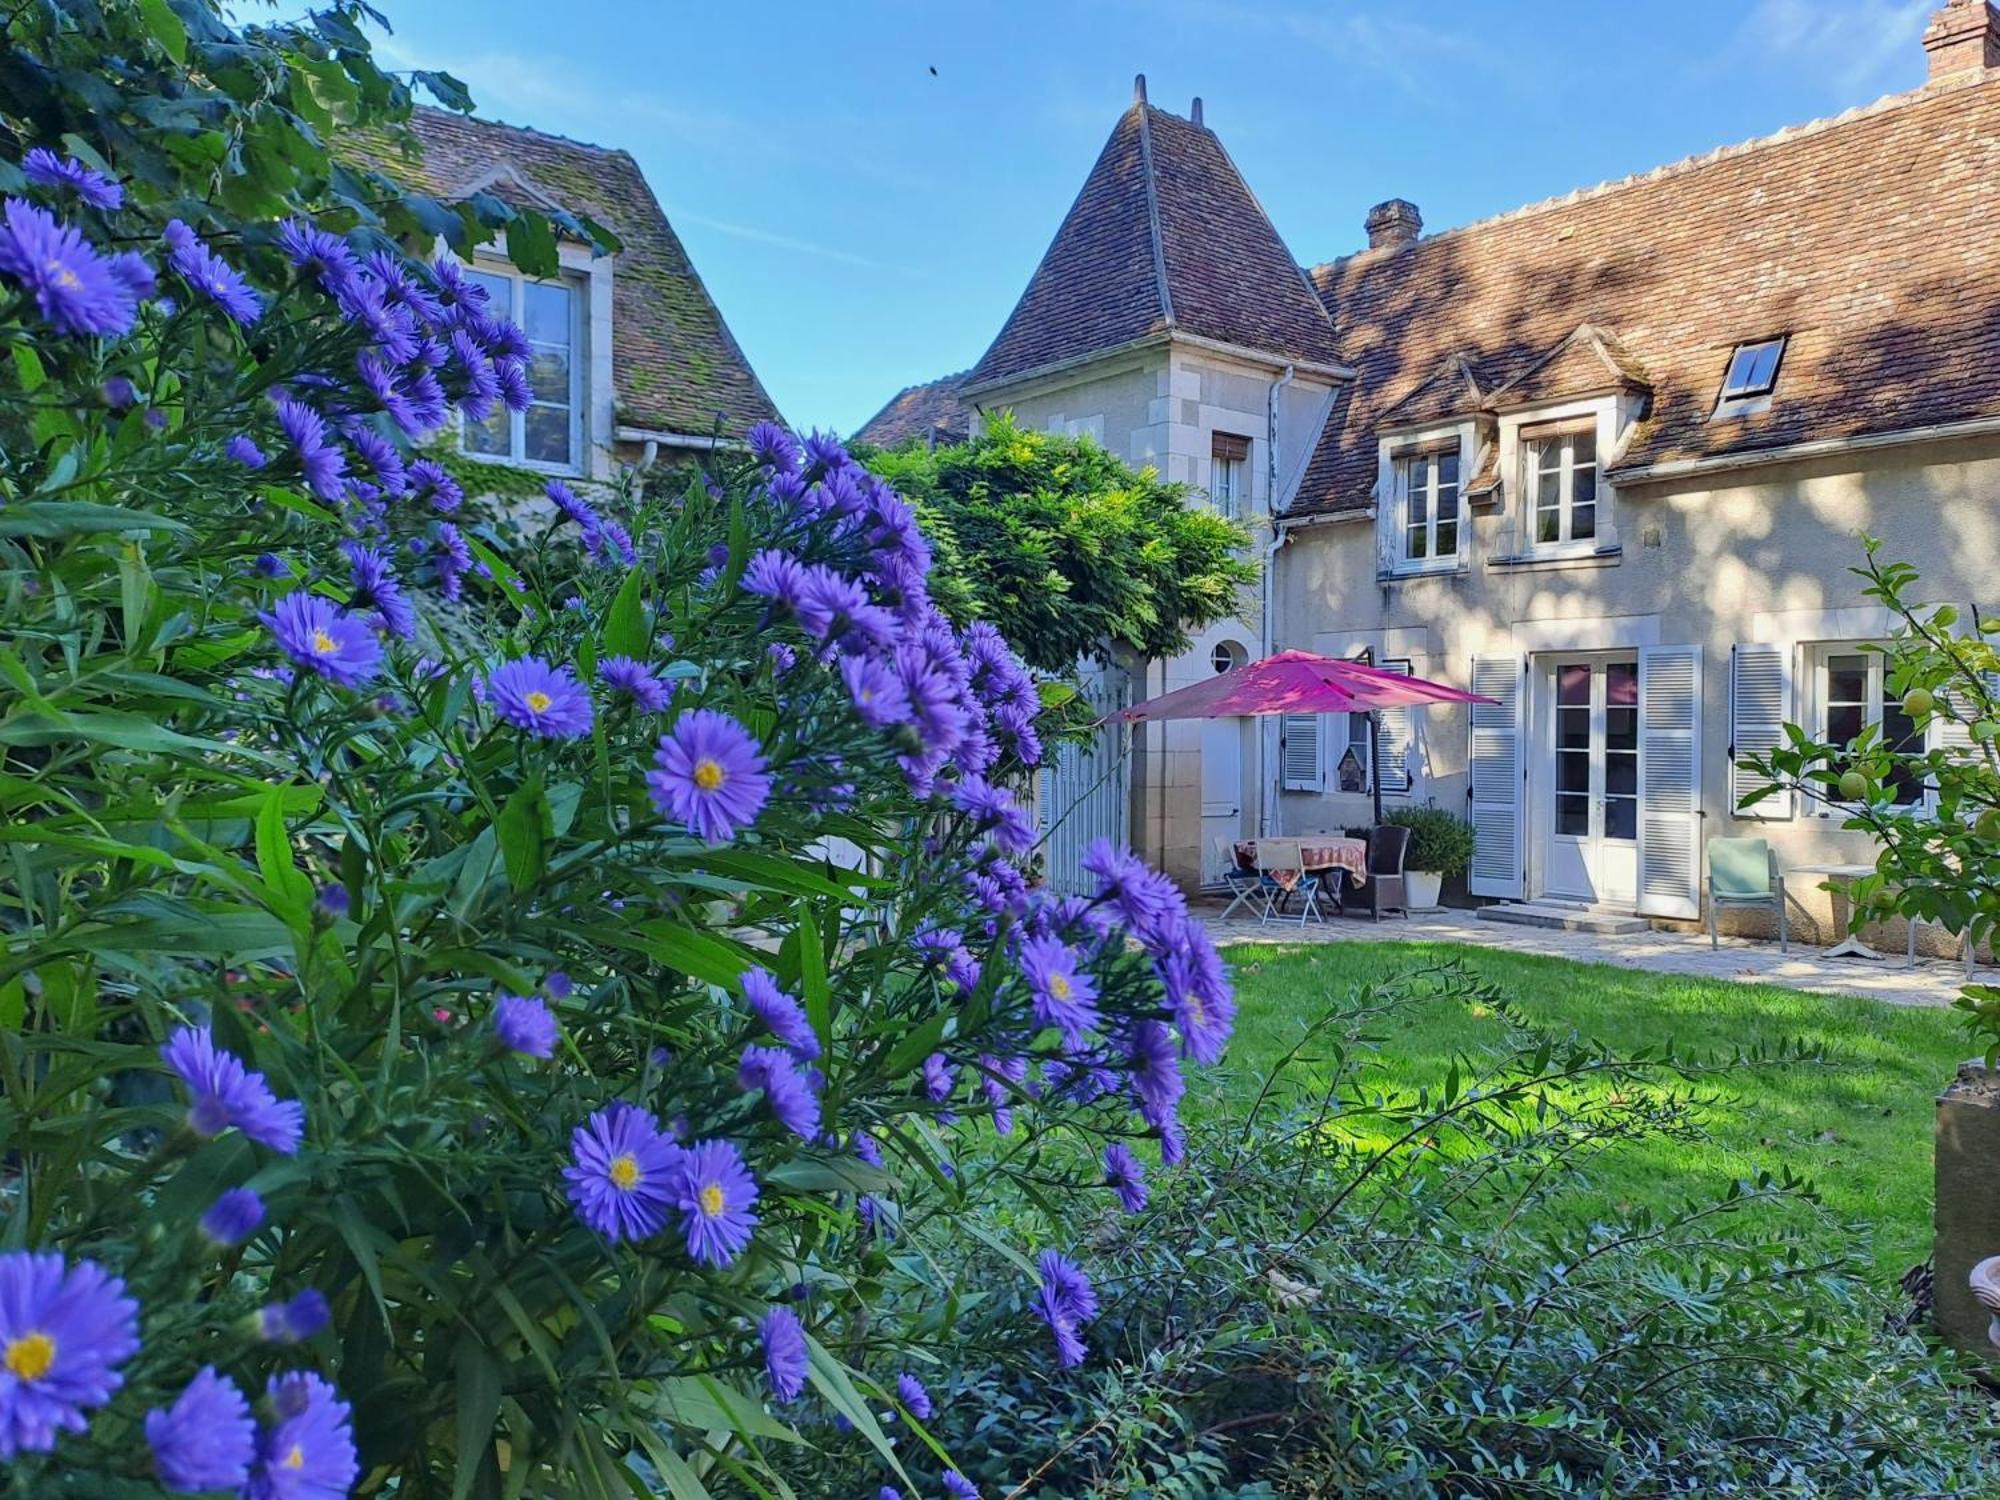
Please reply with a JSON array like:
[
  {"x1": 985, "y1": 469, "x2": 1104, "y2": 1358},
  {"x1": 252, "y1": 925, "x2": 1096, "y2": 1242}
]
[{"x1": 1197, "y1": 901, "x2": 1976, "y2": 1008}]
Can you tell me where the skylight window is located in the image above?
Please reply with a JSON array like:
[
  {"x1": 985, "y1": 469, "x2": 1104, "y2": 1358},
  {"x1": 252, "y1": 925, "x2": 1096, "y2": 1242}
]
[{"x1": 1719, "y1": 337, "x2": 1785, "y2": 401}]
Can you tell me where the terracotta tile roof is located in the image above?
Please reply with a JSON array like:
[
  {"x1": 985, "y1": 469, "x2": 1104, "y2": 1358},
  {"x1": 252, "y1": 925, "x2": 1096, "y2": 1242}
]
[
  {"x1": 1376, "y1": 353, "x2": 1485, "y2": 429},
  {"x1": 1484, "y1": 324, "x2": 1650, "y2": 411},
  {"x1": 1293, "y1": 72, "x2": 2000, "y2": 515},
  {"x1": 851, "y1": 371, "x2": 970, "y2": 448},
  {"x1": 963, "y1": 93, "x2": 1340, "y2": 391},
  {"x1": 354, "y1": 108, "x2": 780, "y2": 441}
]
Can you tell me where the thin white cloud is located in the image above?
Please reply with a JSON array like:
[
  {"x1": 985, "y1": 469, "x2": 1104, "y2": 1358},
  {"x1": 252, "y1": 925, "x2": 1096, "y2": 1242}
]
[
  {"x1": 1733, "y1": 0, "x2": 1931, "y2": 93},
  {"x1": 672, "y1": 211, "x2": 915, "y2": 274}
]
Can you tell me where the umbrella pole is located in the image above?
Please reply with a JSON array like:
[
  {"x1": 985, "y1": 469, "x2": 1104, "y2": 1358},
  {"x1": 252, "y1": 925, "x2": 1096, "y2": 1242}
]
[{"x1": 1369, "y1": 709, "x2": 1383, "y2": 826}]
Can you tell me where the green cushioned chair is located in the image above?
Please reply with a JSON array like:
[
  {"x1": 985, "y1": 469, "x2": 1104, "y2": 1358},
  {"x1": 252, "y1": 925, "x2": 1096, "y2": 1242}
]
[{"x1": 1707, "y1": 836, "x2": 1786, "y2": 952}]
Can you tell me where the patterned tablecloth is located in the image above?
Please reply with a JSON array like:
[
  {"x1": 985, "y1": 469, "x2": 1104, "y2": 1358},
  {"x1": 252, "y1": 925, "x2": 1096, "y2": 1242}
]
[{"x1": 1234, "y1": 838, "x2": 1369, "y2": 890}]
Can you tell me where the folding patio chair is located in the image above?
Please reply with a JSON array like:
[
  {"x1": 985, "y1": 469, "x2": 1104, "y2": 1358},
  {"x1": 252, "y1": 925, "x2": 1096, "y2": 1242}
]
[
  {"x1": 1212, "y1": 836, "x2": 1263, "y2": 922},
  {"x1": 1254, "y1": 838, "x2": 1327, "y2": 927}
]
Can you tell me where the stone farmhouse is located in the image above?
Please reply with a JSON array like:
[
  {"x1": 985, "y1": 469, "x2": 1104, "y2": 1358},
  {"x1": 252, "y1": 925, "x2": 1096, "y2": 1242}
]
[{"x1": 857, "y1": 1, "x2": 2000, "y2": 935}]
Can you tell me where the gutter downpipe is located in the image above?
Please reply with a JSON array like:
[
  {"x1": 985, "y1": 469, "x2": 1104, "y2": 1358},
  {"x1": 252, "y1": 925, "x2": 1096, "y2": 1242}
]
[{"x1": 1260, "y1": 364, "x2": 1296, "y2": 837}]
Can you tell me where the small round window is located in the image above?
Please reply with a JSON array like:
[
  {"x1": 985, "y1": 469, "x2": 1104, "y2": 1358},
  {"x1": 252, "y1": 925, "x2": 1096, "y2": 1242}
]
[{"x1": 1211, "y1": 642, "x2": 1246, "y2": 675}]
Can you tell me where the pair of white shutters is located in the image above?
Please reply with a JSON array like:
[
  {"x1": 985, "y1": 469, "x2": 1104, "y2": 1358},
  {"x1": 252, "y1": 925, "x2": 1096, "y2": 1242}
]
[
  {"x1": 1279, "y1": 662, "x2": 1415, "y2": 794},
  {"x1": 1466, "y1": 647, "x2": 1704, "y2": 919}
]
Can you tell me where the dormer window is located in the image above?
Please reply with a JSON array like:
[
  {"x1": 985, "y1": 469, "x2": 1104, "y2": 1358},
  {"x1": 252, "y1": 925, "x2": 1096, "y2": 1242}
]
[
  {"x1": 1719, "y1": 337, "x2": 1785, "y2": 402},
  {"x1": 461, "y1": 261, "x2": 585, "y2": 472},
  {"x1": 1526, "y1": 421, "x2": 1597, "y2": 547},
  {"x1": 1397, "y1": 446, "x2": 1460, "y2": 562}
]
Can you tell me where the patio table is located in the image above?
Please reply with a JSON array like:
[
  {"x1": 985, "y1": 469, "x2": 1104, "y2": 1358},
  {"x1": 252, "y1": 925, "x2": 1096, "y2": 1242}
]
[
  {"x1": 1790, "y1": 862, "x2": 1883, "y2": 960},
  {"x1": 1234, "y1": 837, "x2": 1369, "y2": 892}
]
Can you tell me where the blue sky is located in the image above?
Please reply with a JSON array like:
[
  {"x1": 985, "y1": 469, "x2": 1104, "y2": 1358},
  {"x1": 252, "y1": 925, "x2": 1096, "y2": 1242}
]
[{"x1": 372, "y1": 0, "x2": 1939, "y2": 436}]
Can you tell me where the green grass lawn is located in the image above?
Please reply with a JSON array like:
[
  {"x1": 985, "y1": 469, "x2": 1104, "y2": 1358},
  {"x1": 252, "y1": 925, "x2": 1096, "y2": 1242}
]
[{"x1": 1206, "y1": 940, "x2": 1974, "y2": 1279}]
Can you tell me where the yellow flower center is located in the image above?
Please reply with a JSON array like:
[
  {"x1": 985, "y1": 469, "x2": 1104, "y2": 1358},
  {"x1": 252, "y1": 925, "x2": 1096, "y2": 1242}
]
[
  {"x1": 4, "y1": 1332, "x2": 55, "y2": 1382},
  {"x1": 699, "y1": 1181, "x2": 726, "y2": 1217},
  {"x1": 608, "y1": 1154, "x2": 640, "y2": 1191},
  {"x1": 1047, "y1": 973, "x2": 1071, "y2": 1003},
  {"x1": 283, "y1": 1444, "x2": 306, "y2": 1470},
  {"x1": 48, "y1": 261, "x2": 81, "y2": 292},
  {"x1": 692, "y1": 758, "x2": 725, "y2": 793},
  {"x1": 525, "y1": 690, "x2": 553, "y2": 714},
  {"x1": 311, "y1": 629, "x2": 338, "y2": 655}
]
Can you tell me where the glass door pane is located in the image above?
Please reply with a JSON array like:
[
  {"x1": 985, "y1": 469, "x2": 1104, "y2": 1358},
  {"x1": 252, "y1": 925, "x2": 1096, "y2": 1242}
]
[
  {"x1": 1603, "y1": 661, "x2": 1638, "y2": 841},
  {"x1": 1555, "y1": 662, "x2": 1592, "y2": 837}
]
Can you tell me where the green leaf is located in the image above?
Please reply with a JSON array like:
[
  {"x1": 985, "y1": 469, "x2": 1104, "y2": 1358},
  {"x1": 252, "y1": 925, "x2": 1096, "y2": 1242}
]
[
  {"x1": 601, "y1": 567, "x2": 647, "y2": 658},
  {"x1": 255, "y1": 784, "x2": 314, "y2": 922},
  {"x1": 804, "y1": 1339, "x2": 911, "y2": 1485},
  {"x1": 11, "y1": 345, "x2": 44, "y2": 393},
  {"x1": 648, "y1": 1375, "x2": 803, "y2": 1443},
  {"x1": 882, "y1": 1010, "x2": 950, "y2": 1078},
  {"x1": 575, "y1": 918, "x2": 753, "y2": 989},
  {"x1": 506, "y1": 212, "x2": 559, "y2": 279},
  {"x1": 0, "y1": 503, "x2": 189, "y2": 538},
  {"x1": 453, "y1": 1342, "x2": 504, "y2": 1500},
  {"x1": 496, "y1": 779, "x2": 550, "y2": 892},
  {"x1": 137, "y1": 0, "x2": 188, "y2": 63}
]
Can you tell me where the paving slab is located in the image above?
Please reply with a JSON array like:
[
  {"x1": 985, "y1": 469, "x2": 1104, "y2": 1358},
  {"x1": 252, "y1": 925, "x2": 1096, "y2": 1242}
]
[{"x1": 1198, "y1": 901, "x2": 1972, "y2": 1008}]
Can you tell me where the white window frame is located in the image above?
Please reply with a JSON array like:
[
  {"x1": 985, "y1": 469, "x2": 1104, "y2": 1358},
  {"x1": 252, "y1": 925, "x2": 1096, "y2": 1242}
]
[
  {"x1": 1491, "y1": 394, "x2": 1630, "y2": 567},
  {"x1": 1376, "y1": 420, "x2": 1474, "y2": 578},
  {"x1": 1524, "y1": 423, "x2": 1599, "y2": 550},
  {"x1": 1209, "y1": 434, "x2": 1249, "y2": 521},
  {"x1": 459, "y1": 258, "x2": 588, "y2": 476},
  {"x1": 1803, "y1": 642, "x2": 1928, "y2": 814},
  {"x1": 1395, "y1": 447, "x2": 1462, "y2": 567}
]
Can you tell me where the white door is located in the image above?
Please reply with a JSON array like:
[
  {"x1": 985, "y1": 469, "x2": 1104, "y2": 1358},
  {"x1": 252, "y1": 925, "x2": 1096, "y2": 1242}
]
[
  {"x1": 1200, "y1": 717, "x2": 1244, "y2": 885},
  {"x1": 1542, "y1": 656, "x2": 1639, "y2": 906}
]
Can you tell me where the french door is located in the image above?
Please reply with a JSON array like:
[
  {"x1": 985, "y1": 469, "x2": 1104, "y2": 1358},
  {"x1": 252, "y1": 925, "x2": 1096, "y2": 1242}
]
[{"x1": 1543, "y1": 657, "x2": 1639, "y2": 905}]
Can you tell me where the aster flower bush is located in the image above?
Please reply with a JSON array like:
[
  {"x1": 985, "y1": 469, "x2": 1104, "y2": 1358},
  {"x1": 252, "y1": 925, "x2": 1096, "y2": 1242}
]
[{"x1": 0, "y1": 6, "x2": 1238, "y2": 1495}]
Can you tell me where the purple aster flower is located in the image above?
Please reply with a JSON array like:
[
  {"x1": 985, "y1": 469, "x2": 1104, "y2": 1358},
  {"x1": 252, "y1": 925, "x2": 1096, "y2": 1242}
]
[
  {"x1": 599, "y1": 656, "x2": 672, "y2": 713},
  {"x1": 344, "y1": 423, "x2": 407, "y2": 496},
  {"x1": 261, "y1": 592, "x2": 380, "y2": 690},
  {"x1": 1160, "y1": 1116, "x2": 1187, "y2": 1167},
  {"x1": 484, "y1": 658, "x2": 594, "y2": 739},
  {"x1": 494, "y1": 994, "x2": 558, "y2": 1058},
  {"x1": 565, "y1": 1102, "x2": 683, "y2": 1244},
  {"x1": 163, "y1": 218, "x2": 260, "y2": 325},
  {"x1": 244, "y1": 1371, "x2": 355, "y2": 1500},
  {"x1": 545, "y1": 970, "x2": 574, "y2": 1000},
  {"x1": 274, "y1": 398, "x2": 346, "y2": 502},
  {"x1": 312, "y1": 883, "x2": 348, "y2": 920},
  {"x1": 225, "y1": 434, "x2": 267, "y2": 469},
  {"x1": 590, "y1": 517, "x2": 636, "y2": 567},
  {"x1": 739, "y1": 1045, "x2": 822, "y2": 1140},
  {"x1": 0, "y1": 198, "x2": 135, "y2": 335},
  {"x1": 1127, "y1": 1020, "x2": 1185, "y2": 1130},
  {"x1": 256, "y1": 1288, "x2": 329, "y2": 1343},
  {"x1": 896, "y1": 1372, "x2": 934, "y2": 1421},
  {"x1": 747, "y1": 420, "x2": 800, "y2": 473},
  {"x1": 880, "y1": 1489, "x2": 904, "y2": 1500},
  {"x1": 407, "y1": 457, "x2": 463, "y2": 513},
  {"x1": 23, "y1": 149, "x2": 122, "y2": 211},
  {"x1": 101, "y1": 375, "x2": 137, "y2": 408},
  {"x1": 341, "y1": 541, "x2": 415, "y2": 640},
  {"x1": 544, "y1": 478, "x2": 602, "y2": 545},
  {"x1": 276, "y1": 218, "x2": 358, "y2": 292},
  {"x1": 1017, "y1": 936, "x2": 1100, "y2": 1048},
  {"x1": 852, "y1": 1131, "x2": 885, "y2": 1169},
  {"x1": 840, "y1": 653, "x2": 911, "y2": 729},
  {"x1": 340, "y1": 276, "x2": 418, "y2": 364},
  {"x1": 647, "y1": 709, "x2": 771, "y2": 845},
  {"x1": 741, "y1": 968, "x2": 819, "y2": 1059},
  {"x1": 1032, "y1": 1250, "x2": 1096, "y2": 1369},
  {"x1": 252, "y1": 553, "x2": 288, "y2": 580},
  {"x1": 105, "y1": 249, "x2": 155, "y2": 301},
  {"x1": 742, "y1": 548, "x2": 805, "y2": 610},
  {"x1": 1159, "y1": 930, "x2": 1235, "y2": 1067},
  {"x1": 795, "y1": 565, "x2": 895, "y2": 651},
  {"x1": 160, "y1": 1026, "x2": 304, "y2": 1153},
  {"x1": 943, "y1": 1472, "x2": 979, "y2": 1499},
  {"x1": 922, "y1": 1052, "x2": 955, "y2": 1104},
  {"x1": 676, "y1": 1138, "x2": 759, "y2": 1268},
  {"x1": 146, "y1": 1366, "x2": 256, "y2": 1494},
  {"x1": 767, "y1": 642, "x2": 798, "y2": 674},
  {"x1": 759, "y1": 1305, "x2": 809, "y2": 1403},
  {"x1": 433, "y1": 520, "x2": 471, "y2": 602},
  {"x1": 0, "y1": 1253, "x2": 140, "y2": 1460},
  {"x1": 199, "y1": 1187, "x2": 266, "y2": 1246},
  {"x1": 495, "y1": 356, "x2": 534, "y2": 413},
  {"x1": 1104, "y1": 1143, "x2": 1149, "y2": 1214},
  {"x1": 895, "y1": 644, "x2": 969, "y2": 756}
]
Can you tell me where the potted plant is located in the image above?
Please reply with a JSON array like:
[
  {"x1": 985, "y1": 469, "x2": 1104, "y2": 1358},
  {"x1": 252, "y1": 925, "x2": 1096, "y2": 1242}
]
[{"x1": 1384, "y1": 806, "x2": 1475, "y2": 910}]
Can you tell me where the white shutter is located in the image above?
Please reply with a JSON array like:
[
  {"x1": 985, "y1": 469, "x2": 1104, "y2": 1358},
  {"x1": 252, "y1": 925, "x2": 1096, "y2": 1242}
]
[
  {"x1": 1467, "y1": 656, "x2": 1524, "y2": 898},
  {"x1": 1377, "y1": 658, "x2": 1415, "y2": 795},
  {"x1": 1280, "y1": 714, "x2": 1323, "y2": 792},
  {"x1": 1638, "y1": 645, "x2": 1703, "y2": 920},
  {"x1": 1729, "y1": 644, "x2": 1793, "y2": 820}
]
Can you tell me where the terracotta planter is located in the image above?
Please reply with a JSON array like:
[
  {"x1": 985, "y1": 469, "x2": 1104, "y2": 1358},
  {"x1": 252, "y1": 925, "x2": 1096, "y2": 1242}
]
[{"x1": 1408, "y1": 870, "x2": 1444, "y2": 910}]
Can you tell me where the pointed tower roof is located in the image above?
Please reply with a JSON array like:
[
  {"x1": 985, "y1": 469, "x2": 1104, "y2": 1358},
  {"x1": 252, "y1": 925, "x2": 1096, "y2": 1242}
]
[{"x1": 964, "y1": 80, "x2": 1342, "y2": 391}]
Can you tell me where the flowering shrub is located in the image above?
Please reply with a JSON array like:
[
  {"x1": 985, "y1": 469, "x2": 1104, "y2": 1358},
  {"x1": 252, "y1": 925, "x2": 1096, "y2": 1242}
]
[{"x1": 0, "y1": 6, "x2": 1234, "y2": 1496}]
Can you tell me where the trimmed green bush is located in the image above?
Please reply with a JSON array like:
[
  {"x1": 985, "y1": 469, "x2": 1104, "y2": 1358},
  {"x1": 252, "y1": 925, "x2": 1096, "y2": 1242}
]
[{"x1": 1385, "y1": 805, "x2": 1476, "y2": 877}]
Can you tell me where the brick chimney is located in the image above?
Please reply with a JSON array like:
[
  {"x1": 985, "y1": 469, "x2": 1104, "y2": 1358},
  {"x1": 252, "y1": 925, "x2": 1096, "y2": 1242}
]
[
  {"x1": 1924, "y1": 1, "x2": 2000, "y2": 83},
  {"x1": 1364, "y1": 198, "x2": 1422, "y2": 250}
]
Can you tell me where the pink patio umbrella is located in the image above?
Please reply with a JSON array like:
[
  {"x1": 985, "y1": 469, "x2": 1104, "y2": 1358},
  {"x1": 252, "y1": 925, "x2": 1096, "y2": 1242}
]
[{"x1": 1112, "y1": 649, "x2": 1496, "y2": 825}]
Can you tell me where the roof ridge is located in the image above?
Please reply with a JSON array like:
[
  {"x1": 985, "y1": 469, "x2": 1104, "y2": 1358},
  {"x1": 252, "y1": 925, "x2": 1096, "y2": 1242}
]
[
  {"x1": 1308, "y1": 70, "x2": 2000, "y2": 279},
  {"x1": 411, "y1": 103, "x2": 621, "y2": 159},
  {"x1": 1133, "y1": 103, "x2": 1176, "y2": 327}
]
